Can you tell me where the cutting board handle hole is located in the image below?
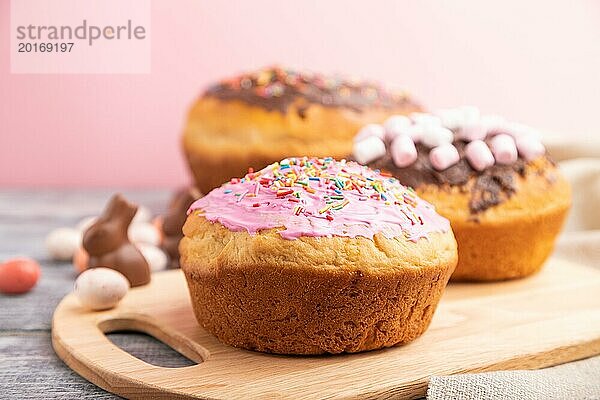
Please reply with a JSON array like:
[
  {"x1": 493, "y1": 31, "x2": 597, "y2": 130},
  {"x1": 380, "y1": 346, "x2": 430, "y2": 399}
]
[
  {"x1": 99, "y1": 316, "x2": 208, "y2": 366},
  {"x1": 105, "y1": 331, "x2": 197, "y2": 368}
]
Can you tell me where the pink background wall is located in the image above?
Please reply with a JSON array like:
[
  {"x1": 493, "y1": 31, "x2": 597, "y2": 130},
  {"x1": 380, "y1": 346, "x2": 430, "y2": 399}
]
[{"x1": 1, "y1": 1, "x2": 599, "y2": 187}]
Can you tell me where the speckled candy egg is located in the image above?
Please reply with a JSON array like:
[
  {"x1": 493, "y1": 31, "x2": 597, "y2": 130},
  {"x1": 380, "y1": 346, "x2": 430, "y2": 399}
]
[
  {"x1": 74, "y1": 268, "x2": 129, "y2": 311},
  {"x1": 128, "y1": 222, "x2": 161, "y2": 246},
  {"x1": 45, "y1": 227, "x2": 81, "y2": 261},
  {"x1": 0, "y1": 257, "x2": 41, "y2": 295},
  {"x1": 132, "y1": 205, "x2": 152, "y2": 224},
  {"x1": 137, "y1": 243, "x2": 168, "y2": 272}
]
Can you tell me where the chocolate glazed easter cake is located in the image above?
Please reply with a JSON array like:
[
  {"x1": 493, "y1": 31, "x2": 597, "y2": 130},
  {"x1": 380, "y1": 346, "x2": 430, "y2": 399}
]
[
  {"x1": 180, "y1": 157, "x2": 457, "y2": 355},
  {"x1": 352, "y1": 107, "x2": 572, "y2": 281},
  {"x1": 182, "y1": 66, "x2": 421, "y2": 193}
]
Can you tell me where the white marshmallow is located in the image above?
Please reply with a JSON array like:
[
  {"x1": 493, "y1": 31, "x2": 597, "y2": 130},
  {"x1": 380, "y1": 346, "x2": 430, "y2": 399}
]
[
  {"x1": 516, "y1": 135, "x2": 545, "y2": 160},
  {"x1": 137, "y1": 243, "x2": 168, "y2": 272},
  {"x1": 429, "y1": 144, "x2": 460, "y2": 171},
  {"x1": 460, "y1": 106, "x2": 481, "y2": 124},
  {"x1": 352, "y1": 135, "x2": 387, "y2": 164},
  {"x1": 421, "y1": 126, "x2": 454, "y2": 148},
  {"x1": 128, "y1": 222, "x2": 161, "y2": 246},
  {"x1": 456, "y1": 122, "x2": 488, "y2": 142},
  {"x1": 410, "y1": 113, "x2": 442, "y2": 129},
  {"x1": 390, "y1": 135, "x2": 418, "y2": 168},
  {"x1": 46, "y1": 227, "x2": 81, "y2": 261},
  {"x1": 74, "y1": 268, "x2": 129, "y2": 311},
  {"x1": 480, "y1": 115, "x2": 507, "y2": 134},
  {"x1": 490, "y1": 134, "x2": 518, "y2": 164},
  {"x1": 402, "y1": 124, "x2": 424, "y2": 143},
  {"x1": 383, "y1": 115, "x2": 411, "y2": 141},
  {"x1": 465, "y1": 140, "x2": 495, "y2": 171},
  {"x1": 436, "y1": 108, "x2": 464, "y2": 130},
  {"x1": 354, "y1": 124, "x2": 385, "y2": 142},
  {"x1": 503, "y1": 122, "x2": 542, "y2": 141}
]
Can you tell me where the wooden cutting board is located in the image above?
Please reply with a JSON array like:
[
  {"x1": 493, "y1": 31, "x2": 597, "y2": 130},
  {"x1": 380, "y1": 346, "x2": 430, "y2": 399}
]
[{"x1": 52, "y1": 257, "x2": 600, "y2": 400}]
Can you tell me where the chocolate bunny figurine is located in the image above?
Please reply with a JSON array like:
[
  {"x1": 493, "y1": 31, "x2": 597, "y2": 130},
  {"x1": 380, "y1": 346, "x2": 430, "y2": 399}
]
[
  {"x1": 83, "y1": 194, "x2": 151, "y2": 287},
  {"x1": 161, "y1": 187, "x2": 202, "y2": 269}
]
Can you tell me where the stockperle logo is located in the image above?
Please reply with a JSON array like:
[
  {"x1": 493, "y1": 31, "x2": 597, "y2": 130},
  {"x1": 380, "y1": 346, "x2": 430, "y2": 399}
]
[{"x1": 11, "y1": 0, "x2": 151, "y2": 74}]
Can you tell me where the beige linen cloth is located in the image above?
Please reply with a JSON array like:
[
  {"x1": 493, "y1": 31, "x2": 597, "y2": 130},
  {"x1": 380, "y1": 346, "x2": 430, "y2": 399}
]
[{"x1": 427, "y1": 137, "x2": 600, "y2": 400}]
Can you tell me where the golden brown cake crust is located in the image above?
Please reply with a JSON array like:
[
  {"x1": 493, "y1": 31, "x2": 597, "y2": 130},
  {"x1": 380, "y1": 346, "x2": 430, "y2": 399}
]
[
  {"x1": 415, "y1": 158, "x2": 571, "y2": 281},
  {"x1": 183, "y1": 97, "x2": 420, "y2": 193},
  {"x1": 180, "y1": 216, "x2": 457, "y2": 355}
]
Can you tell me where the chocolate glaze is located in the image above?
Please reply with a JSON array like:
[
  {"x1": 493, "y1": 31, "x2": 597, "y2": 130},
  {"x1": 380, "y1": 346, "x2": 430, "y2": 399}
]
[
  {"x1": 204, "y1": 66, "x2": 418, "y2": 117},
  {"x1": 367, "y1": 140, "x2": 539, "y2": 215},
  {"x1": 82, "y1": 194, "x2": 151, "y2": 287},
  {"x1": 161, "y1": 187, "x2": 202, "y2": 269}
]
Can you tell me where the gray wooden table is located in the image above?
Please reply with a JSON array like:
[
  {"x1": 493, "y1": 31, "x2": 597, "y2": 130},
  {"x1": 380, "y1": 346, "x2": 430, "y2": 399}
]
[
  {"x1": 2, "y1": 189, "x2": 598, "y2": 399},
  {"x1": 0, "y1": 189, "x2": 198, "y2": 399}
]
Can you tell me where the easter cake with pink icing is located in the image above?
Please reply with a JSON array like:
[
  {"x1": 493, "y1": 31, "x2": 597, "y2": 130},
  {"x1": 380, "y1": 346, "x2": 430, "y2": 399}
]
[
  {"x1": 180, "y1": 157, "x2": 457, "y2": 354},
  {"x1": 352, "y1": 107, "x2": 572, "y2": 281}
]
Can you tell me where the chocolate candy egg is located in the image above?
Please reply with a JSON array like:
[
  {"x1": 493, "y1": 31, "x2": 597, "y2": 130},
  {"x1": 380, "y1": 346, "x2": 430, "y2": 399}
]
[
  {"x1": 0, "y1": 257, "x2": 41, "y2": 295},
  {"x1": 74, "y1": 268, "x2": 129, "y2": 311},
  {"x1": 46, "y1": 227, "x2": 81, "y2": 261}
]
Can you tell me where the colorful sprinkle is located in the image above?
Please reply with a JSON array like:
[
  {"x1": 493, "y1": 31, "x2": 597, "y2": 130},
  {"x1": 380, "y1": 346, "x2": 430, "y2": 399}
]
[{"x1": 189, "y1": 157, "x2": 449, "y2": 241}]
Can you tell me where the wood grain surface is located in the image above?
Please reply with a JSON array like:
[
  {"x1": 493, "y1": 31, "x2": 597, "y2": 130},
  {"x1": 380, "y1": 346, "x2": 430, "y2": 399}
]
[{"x1": 52, "y1": 258, "x2": 600, "y2": 400}]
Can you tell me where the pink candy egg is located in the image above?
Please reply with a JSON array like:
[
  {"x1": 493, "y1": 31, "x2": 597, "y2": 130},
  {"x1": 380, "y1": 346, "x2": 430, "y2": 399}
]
[
  {"x1": 465, "y1": 140, "x2": 495, "y2": 171},
  {"x1": 73, "y1": 247, "x2": 89, "y2": 274},
  {"x1": 354, "y1": 124, "x2": 385, "y2": 142},
  {"x1": 152, "y1": 216, "x2": 165, "y2": 245},
  {"x1": 390, "y1": 135, "x2": 417, "y2": 168},
  {"x1": 490, "y1": 134, "x2": 518, "y2": 164},
  {"x1": 0, "y1": 257, "x2": 41, "y2": 295},
  {"x1": 429, "y1": 144, "x2": 460, "y2": 171}
]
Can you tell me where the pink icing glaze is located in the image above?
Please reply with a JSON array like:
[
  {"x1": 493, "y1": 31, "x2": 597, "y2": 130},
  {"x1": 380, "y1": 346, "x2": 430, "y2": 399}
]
[{"x1": 188, "y1": 157, "x2": 450, "y2": 241}]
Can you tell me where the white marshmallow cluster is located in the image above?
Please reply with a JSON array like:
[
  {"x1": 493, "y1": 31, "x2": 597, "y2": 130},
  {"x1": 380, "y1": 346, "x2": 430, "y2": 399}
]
[{"x1": 352, "y1": 106, "x2": 546, "y2": 171}]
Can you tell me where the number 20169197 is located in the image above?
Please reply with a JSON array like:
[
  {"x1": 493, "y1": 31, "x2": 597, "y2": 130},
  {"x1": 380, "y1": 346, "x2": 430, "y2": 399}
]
[{"x1": 17, "y1": 42, "x2": 74, "y2": 52}]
